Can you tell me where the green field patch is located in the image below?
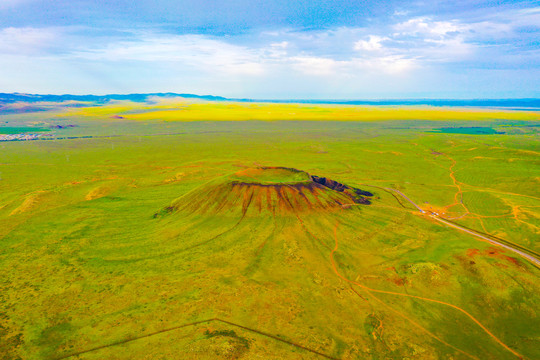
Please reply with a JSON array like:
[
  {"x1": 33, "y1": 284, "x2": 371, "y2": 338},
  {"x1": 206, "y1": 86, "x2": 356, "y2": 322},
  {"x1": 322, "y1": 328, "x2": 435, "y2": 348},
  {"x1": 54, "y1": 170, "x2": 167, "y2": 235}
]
[
  {"x1": 429, "y1": 126, "x2": 503, "y2": 134},
  {"x1": 462, "y1": 191, "x2": 512, "y2": 217},
  {"x1": 0, "y1": 126, "x2": 50, "y2": 134},
  {"x1": 228, "y1": 167, "x2": 311, "y2": 184}
]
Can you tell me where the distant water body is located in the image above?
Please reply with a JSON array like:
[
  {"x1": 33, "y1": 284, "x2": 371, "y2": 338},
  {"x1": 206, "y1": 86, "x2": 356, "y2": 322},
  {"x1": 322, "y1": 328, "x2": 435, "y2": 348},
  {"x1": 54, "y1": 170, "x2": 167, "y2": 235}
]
[{"x1": 248, "y1": 98, "x2": 540, "y2": 110}]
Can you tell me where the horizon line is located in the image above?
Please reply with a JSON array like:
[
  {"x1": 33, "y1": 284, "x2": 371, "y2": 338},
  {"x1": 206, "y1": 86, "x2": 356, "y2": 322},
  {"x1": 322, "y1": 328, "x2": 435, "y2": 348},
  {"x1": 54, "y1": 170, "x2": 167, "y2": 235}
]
[{"x1": 3, "y1": 92, "x2": 540, "y2": 102}]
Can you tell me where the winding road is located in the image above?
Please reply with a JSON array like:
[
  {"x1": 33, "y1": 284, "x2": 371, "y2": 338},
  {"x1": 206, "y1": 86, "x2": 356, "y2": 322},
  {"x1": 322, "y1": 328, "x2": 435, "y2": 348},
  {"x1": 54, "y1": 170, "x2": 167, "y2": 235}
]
[{"x1": 381, "y1": 187, "x2": 540, "y2": 268}]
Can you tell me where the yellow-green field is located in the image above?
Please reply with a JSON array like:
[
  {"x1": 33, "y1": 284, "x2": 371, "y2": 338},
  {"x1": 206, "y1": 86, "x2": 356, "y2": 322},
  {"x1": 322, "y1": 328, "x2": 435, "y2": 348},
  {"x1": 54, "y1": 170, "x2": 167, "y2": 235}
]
[
  {"x1": 67, "y1": 100, "x2": 540, "y2": 122},
  {"x1": 0, "y1": 100, "x2": 539, "y2": 359}
]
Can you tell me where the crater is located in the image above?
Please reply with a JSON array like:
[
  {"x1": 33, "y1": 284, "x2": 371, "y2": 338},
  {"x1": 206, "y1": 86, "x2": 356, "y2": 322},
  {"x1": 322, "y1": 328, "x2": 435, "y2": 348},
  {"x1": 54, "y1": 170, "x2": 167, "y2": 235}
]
[{"x1": 164, "y1": 167, "x2": 373, "y2": 217}]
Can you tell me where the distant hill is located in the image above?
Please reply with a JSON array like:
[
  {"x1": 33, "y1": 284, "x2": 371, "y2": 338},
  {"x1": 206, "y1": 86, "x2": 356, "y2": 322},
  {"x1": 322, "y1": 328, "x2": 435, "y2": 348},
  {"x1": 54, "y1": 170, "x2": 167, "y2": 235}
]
[
  {"x1": 0, "y1": 93, "x2": 228, "y2": 104},
  {"x1": 1, "y1": 92, "x2": 539, "y2": 109}
]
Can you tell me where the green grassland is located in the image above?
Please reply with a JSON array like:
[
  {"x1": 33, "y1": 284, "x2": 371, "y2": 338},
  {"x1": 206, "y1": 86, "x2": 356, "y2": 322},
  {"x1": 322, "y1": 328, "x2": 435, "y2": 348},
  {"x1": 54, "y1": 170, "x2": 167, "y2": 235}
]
[
  {"x1": 0, "y1": 127, "x2": 51, "y2": 134},
  {"x1": 0, "y1": 101, "x2": 539, "y2": 359}
]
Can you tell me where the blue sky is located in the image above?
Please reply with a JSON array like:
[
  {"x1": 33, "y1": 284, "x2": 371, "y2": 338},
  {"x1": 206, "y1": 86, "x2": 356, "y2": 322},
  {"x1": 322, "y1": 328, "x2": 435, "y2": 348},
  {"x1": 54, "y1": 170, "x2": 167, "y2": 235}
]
[{"x1": 1, "y1": 0, "x2": 539, "y2": 98}]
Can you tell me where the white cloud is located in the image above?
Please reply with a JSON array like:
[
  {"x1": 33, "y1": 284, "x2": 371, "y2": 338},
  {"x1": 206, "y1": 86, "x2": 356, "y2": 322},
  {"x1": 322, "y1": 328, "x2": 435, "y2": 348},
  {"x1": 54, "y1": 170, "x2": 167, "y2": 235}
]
[
  {"x1": 289, "y1": 54, "x2": 417, "y2": 77},
  {"x1": 291, "y1": 56, "x2": 340, "y2": 75},
  {"x1": 394, "y1": 17, "x2": 465, "y2": 37},
  {"x1": 393, "y1": 10, "x2": 409, "y2": 16},
  {"x1": 266, "y1": 41, "x2": 289, "y2": 58},
  {"x1": 70, "y1": 31, "x2": 419, "y2": 79},
  {"x1": 354, "y1": 35, "x2": 388, "y2": 51},
  {"x1": 0, "y1": 0, "x2": 33, "y2": 9},
  {"x1": 356, "y1": 56, "x2": 417, "y2": 74},
  {"x1": 388, "y1": 17, "x2": 478, "y2": 63},
  {"x1": 1, "y1": 6, "x2": 538, "y2": 96},
  {"x1": 74, "y1": 34, "x2": 267, "y2": 76},
  {"x1": 519, "y1": 6, "x2": 540, "y2": 14},
  {"x1": 0, "y1": 27, "x2": 59, "y2": 55}
]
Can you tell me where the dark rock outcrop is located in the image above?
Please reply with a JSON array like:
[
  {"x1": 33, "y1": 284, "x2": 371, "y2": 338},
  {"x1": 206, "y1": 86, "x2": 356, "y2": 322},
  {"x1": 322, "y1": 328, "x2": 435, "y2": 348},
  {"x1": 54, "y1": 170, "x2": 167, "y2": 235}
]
[
  {"x1": 311, "y1": 175, "x2": 373, "y2": 204},
  {"x1": 50, "y1": 124, "x2": 77, "y2": 129},
  {"x1": 353, "y1": 188, "x2": 374, "y2": 197}
]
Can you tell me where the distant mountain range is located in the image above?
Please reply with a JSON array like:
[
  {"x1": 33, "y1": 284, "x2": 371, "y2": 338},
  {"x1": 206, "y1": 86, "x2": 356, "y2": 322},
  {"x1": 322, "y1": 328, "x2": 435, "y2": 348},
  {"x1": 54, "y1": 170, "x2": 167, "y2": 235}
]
[
  {"x1": 1, "y1": 93, "x2": 539, "y2": 109},
  {"x1": 0, "y1": 93, "x2": 228, "y2": 104}
]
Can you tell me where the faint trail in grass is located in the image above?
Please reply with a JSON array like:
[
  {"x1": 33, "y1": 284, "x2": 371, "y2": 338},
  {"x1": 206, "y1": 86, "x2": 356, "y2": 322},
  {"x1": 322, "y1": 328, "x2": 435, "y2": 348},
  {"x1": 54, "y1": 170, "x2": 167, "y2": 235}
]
[
  {"x1": 351, "y1": 278, "x2": 479, "y2": 360},
  {"x1": 294, "y1": 216, "x2": 478, "y2": 359},
  {"x1": 463, "y1": 185, "x2": 540, "y2": 202},
  {"x1": 330, "y1": 223, "x2": 524, "y2": 359},
  {"x1": 438, "y1": 154, "x2": 471, "y2": 219}
]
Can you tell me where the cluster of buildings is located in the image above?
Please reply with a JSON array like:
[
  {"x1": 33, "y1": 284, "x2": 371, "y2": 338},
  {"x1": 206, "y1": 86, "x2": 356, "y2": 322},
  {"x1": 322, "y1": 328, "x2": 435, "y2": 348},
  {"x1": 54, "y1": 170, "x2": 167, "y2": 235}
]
[{"x1": 0, "y1": 133, "x2": 53, "y2": 141}]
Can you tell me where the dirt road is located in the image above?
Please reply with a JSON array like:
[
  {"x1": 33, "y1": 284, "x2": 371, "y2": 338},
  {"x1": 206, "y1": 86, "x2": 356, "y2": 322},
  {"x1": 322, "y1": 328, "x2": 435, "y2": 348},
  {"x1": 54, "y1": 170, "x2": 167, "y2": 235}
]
[{"x1": 382, "y1": 187, "x2": 540, "y2": 268}]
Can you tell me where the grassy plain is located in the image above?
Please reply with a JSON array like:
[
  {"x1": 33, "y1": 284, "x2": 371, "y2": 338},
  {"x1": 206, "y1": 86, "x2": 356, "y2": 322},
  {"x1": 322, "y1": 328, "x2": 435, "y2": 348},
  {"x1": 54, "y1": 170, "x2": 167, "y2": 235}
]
[
  {"x1": 0, "y1": 100, "x2": 539, "y2": 359},
  {"x1": 69, "y1": 100, "x2": 540, "y2": 122}
]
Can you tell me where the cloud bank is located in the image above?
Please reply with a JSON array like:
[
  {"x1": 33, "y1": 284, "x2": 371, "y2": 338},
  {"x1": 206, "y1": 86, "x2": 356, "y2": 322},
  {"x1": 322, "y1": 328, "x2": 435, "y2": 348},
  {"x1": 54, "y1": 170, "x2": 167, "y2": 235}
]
[{"x1": 0, "y1": 2, "x2": 538, "y2": 98}]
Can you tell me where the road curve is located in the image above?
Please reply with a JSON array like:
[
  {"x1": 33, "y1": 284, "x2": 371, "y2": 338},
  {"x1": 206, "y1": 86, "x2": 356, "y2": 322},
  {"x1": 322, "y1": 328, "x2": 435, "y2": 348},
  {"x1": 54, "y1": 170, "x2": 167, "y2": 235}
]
[{"x1": 384, "y1": 187, "x2": 425, "y2": 213}]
